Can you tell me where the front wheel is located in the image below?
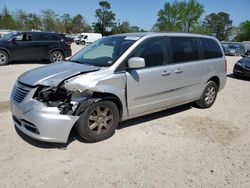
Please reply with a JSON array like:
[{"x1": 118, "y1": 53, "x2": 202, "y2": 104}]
[
  {"x1": 50, "y1": 51, "x2": 64, "y2": 63},
  {"x1": 196, "y1": 81, "x2": 218, "y2": 108},
  {"x1": 80, "y1": 40, "x2": 86, "y2": 45},
  {"x1": 76, "y1": 101, "x2": 119, "y2": 142}
]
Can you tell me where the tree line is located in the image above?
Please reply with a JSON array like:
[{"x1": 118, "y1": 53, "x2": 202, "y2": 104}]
[
  {"x1": 0, "y1": 0, "x2": 249, "y2": 41},
  {"x1": 0, "y1": 1, "x2": 144, "y2": 35},
  {"x1": 154, "y1": 0, "x2": 249, "y2": 41}
]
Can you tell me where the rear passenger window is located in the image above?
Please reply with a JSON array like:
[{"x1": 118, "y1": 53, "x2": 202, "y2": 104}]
[
  {"x1": 170, "y1": 37, "x2": 199, "y2": 63},
  {"x1": 50, "y1": 34, "x2": 60, "y2": 41},
  {"x1": 200, "y1": 38, "x2": 222, "y2": 59},
  {"x1": 32, "y1": 34, "x2": 49, "y2": 41},
  {"x1": 130, "y1": 38, "x2": 166, "y2": 67}
]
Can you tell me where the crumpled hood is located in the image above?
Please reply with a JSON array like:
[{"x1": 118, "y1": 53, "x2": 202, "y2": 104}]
[{"x1": 18, "y1": 61, "x2": 100, "y2": 86}]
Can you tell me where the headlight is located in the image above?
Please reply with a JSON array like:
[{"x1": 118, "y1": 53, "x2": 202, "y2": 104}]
[{"x1": 33, "y1": 86, "x2": 72, "y2": 113}]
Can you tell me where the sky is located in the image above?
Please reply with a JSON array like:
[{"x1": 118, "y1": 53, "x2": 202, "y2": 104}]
[{"x1": 0, "y1": 0, "x2": 250, "y2": 30}]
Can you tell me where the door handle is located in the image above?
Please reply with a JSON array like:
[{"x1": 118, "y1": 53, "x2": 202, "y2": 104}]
[
  {"x1": 161, "y1": 70, "x2": 171, "y2": 76},
  {"x1": 174, "y1": 69, "x2": 183, "y2": 74}
]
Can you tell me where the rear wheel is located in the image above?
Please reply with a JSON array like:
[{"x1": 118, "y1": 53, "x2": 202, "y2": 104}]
[
  {"x1": 76, "y1": 101, "x2": 119, "y2": 142},
  {"x1": 50, "y1": 51, "x2": 64, "y2": 63},
  {"x1": 0, "y1": 50, "x2": 9, "y2": 66},
  {"x1": 196, "y1": 81, "x2": 218, "y2": 108}
]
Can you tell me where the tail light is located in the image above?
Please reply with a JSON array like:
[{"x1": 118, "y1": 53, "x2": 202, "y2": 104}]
[
  {"x1": 65, "y1": 41, "x2": 71, "y2": 46},
  {"x1": 224, "y1": 59, "x2": 227, "y2": 74}
]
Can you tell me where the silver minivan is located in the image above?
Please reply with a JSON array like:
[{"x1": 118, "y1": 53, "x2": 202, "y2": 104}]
[{"x1": 10, "y1": 33, "x2": 227, "y2": 143}]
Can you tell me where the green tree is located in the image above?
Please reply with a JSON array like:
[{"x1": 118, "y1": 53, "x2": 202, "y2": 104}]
[
  {"x1": 155, "y1": 0, "x2": 204, "y2": 32},
  {"x1": 93, "y1": 1, "x2": 116, "y2": 35},
  {"x1": 26, "y1": 13, "x2": 42, "y2": 30},
  {"x1": 112, "y1": 21, "x2": 130, "y2": 34},
  {"x1": 14, "y1": 9, "x2": 28, "y2": 30},
  {"x1": 191, "y1": 22, "x2": 210, "y2": 35},
  {"x1": 203, "y1": 12, "x2": 232, "y2": 41},
  {"x1": 71, "y1": 14, "x2": 92, "y2": 33},
  {"x1": 234, "y1": 21, "x2": 250, "y2": 42},
  {"x1": 0, "y1": 6, "x2": 18, "y2": 29},
  {"x1": 130, "y1": 26, "x2": 145, "y2": 32},
  {"x1": 61, "y1": 13, "x2": 72, "y2": 33},
  {"x1": 41, "y1": 9, "x2": 58, "y2": 31},
  {"x1": 112, "y1": 21, "x2": 145, "y2": 34}
]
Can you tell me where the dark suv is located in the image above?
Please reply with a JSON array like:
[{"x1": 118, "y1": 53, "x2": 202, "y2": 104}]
[{"x1": 0, "y1": 31, "x2": 72, "y2": 65}]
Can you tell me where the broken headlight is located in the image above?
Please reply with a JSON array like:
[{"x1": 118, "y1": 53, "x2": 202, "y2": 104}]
[
  {"x1": 33, "y1": 86, "x2": 91, "y2": 115},
  {"x1": 33, "y1": 86, "x2": 73, "y2": 114}
]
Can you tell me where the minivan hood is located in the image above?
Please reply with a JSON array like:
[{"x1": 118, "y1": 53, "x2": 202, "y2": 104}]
[{"x1": 18, "y1": 61, "x2": 100, "y2": 86}]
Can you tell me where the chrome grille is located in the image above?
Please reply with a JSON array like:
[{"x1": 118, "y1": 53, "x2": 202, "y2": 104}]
[{"x1": 11, "y1": 82, "x2": 31, "y2": 103}]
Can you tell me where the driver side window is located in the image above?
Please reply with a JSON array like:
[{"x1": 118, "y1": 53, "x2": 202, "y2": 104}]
[
  {"x1": 129, "y1": 38, "x2": 166, "y2": 68},
  {"x1": 14, "y1": 34, "x2": 32, "y2": 41}
]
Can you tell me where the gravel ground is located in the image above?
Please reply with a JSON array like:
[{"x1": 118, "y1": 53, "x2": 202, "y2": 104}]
[{"x1": 0, "y1": 44, "x2": 249, "y2": 188}]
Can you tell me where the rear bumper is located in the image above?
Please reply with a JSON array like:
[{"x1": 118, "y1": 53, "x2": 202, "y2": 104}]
[
  {"x1": 64, "y1": 47, "x2": 72, "y2": 58},
  {"x1": 11, "y1": 99, "x2": 79, "y2": 143}
]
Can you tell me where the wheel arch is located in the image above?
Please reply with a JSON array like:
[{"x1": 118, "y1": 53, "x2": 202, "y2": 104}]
[
  {"x1": 207, "y1": 76, "x2": 220, "y2": 89},
  {"x1": 91, "y1": 92, "x2": 123, "y2": 121}
]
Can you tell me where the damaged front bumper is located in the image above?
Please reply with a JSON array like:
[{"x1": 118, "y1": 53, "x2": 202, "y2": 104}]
[
  {"x1": 10, "y1": 84, "x2": 83, "y2": 143},
  {"x1": 11, "y1": 99, "x2": 79, "y2": 143}
]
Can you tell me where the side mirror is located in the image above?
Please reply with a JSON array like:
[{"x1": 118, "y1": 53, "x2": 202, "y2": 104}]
[
  {"x1": 128, "y1": 57, "x2": 145, "y2": 69},
  {"x1": 11, "y1": 38, "x2": 16, "y2": 43}
]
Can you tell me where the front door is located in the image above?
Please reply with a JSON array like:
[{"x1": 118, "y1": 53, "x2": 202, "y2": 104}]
[
  {"x1": 10, "y1": 33, "x2": 35, "y2": 61},
  {"x1": 126, "y1": 37, "x2": 173, "y2": 116}
]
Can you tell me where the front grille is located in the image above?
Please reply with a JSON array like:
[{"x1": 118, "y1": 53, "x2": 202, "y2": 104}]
[{"x1": 11, "y1": 82, "x2": 31, "y2": 103}]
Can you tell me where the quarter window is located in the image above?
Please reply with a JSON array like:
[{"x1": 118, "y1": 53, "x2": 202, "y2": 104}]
[
  {"x1": 200, "y1": 38, "x2": 222, "y2": 59},
  {"x1": 170, "y1": 37, "x2": 199, "y2": 63}
]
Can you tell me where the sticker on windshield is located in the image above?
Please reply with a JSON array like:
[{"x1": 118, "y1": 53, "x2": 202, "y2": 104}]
[{"x1": 124, "y1": 36, "x2": 140, "y2": 40}]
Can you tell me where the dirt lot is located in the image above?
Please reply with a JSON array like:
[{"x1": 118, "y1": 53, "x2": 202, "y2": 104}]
[{"x1": 0, "y1": 44, "x2": 249, "y2": 188}]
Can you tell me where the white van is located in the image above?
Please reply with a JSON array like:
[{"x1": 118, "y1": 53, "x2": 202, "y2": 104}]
[{"x1": 78, "y1": 33, "x2": 102, "y2": 45}]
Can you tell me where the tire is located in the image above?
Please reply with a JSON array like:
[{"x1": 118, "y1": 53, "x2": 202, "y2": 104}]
[
  {"x1": 196, "y1": 81, "x2": 218, "y2": 108},
  {"x1": 80, "y1": 40, "x2": 86, "y2": 45},
  {"x1": 76, "y1": 100, "x2": 119, "y2": 142},
  {"x1": 50, "y1": 51, "x2": 64, "y2": 63},
  {"x1": 0, "y1": 50, "x2": 9, "y2": 66}
]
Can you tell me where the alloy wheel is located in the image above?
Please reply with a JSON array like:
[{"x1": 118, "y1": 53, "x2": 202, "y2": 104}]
[
  {"x1": 0, "y1": 52, "x2": 7, "y2": 65},
  {"x1": 204, "y1": 86, "x2": 216, "y2": 105},
  {"x1": 88, "y1": 106, "x2": 113, "y2": 135},
  {"x1": 52, "y1": 52, "x2": 63, "y2": 62}
]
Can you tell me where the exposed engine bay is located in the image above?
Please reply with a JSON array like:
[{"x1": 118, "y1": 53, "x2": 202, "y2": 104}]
[{"x1": 33, "y1": 85, "x2": 95, "y2": 115}]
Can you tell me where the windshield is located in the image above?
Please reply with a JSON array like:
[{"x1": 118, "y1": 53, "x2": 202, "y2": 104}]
[
  {"x1": 0, "y1": 32, "x2": 17, "y2": 40},
  {"x1": 228, "y1": 45, "x2": 237, "y2": 49},
  {"x1": 70, "y1": 35, "x2": 139, "y2": 67}
]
